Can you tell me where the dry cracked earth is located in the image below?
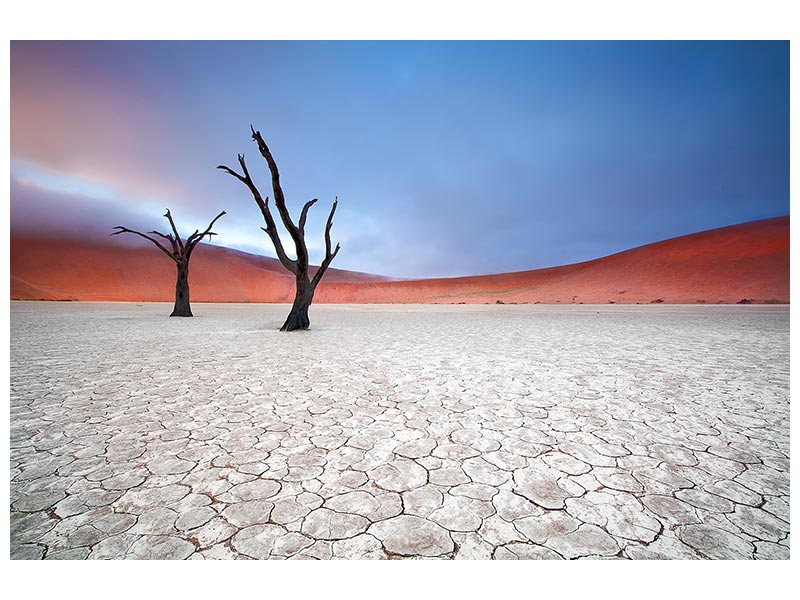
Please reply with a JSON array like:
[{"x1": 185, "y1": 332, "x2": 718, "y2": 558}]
[{"x1": 10, "y1": 302, "x2": 790, "y2": 560}]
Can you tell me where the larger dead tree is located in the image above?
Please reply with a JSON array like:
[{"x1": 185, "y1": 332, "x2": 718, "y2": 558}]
[
  {"x1": 111, "y1": 209, "x2": 226, "y2": 317},
  {"x1": 218, "y1": 126, "x2": 341, "y2": 331}
]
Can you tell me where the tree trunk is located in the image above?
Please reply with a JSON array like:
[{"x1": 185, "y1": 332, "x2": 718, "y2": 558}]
[
  {"x1": 281, "y1": 279, "x2": 313, "y2": 331},
  {"x1": 171, "y1": 261, "x2": 192, "y2": 317}
]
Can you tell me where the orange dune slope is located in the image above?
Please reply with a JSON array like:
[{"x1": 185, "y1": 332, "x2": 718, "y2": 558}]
[
  {"x1": 10, "y1": 239, "x2": 389, "y2": 303},
  {"x1": 10, "y1": 217, "x2": 789, "y2": 304}
]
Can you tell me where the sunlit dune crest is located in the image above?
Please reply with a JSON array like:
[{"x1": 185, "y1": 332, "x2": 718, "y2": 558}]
[{"x1": 10, "y1": 217, "x2": 788, "y2": 304}]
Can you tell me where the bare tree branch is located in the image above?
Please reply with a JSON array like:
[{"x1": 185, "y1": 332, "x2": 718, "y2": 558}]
[
  {"x1": 148, "y1": 230, "x2": 179, "y2": 254},
  {"x1": 311, "y1": 242, "x2": 341, "y2": 290},
  {"x1": 250, "y1": 126, "x2": 304, "y2": 244},
  {"x1": 216, "y1": 164, "x2": 248, "y2": 185},
  {"x1": 186, "y1": 210, "x2": 227, "y2": 257},
  {"x1": 184, "y1": 230, "x2": 202, "y2": 255},
  {"x1": 111, "y1": 226, "x2": 177, "y2": 262},
  {"x1": 311, "y1": 198, "x2": 341, "y2": 289},
  {"x1": 148, "y1": 230, "x2": 173, "y2": 241},
  {"x1": 218, "y1": 155, "x2": 298, "y2": 274},
  {"x1": 299, "y1": 198, "x2": 318, "y2": 233},
  {"x1": 164, "y1": 209, "x2": 185, "y2": 253}
]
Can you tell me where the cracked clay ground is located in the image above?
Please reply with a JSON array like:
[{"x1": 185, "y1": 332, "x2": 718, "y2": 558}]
[{"x1": 10, "y1": 302, "x2": 790, "y2": 560}]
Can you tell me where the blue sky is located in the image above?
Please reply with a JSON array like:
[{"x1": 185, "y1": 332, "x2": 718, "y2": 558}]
[{"x1": 11, "y1": 41, "x2": 789, "y2": 277}]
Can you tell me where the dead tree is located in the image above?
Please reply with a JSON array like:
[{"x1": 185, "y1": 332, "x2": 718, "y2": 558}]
[
  {"x1": 218, "y1": 126, "x2": 341, "y2": 331},
  {"x1": 111, "y1": 209, "x2": 226, "y2": 317}
]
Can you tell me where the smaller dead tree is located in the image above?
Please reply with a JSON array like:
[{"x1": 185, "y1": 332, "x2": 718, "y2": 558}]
[{"x1": 111, "y1": 209, "x2": 226, "y2": 316}]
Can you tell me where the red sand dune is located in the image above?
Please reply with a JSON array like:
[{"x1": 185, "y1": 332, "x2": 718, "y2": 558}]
[{"x1": 10, "y1": 217, "x2": 789, "y2": 304}]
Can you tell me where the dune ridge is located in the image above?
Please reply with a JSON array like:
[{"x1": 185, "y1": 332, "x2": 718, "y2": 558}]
[{"x1": 10, "y1": 216, "x2": 789, "y2": 304}]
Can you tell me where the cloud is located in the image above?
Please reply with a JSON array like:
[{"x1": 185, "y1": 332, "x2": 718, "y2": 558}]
[
  {"x1": 9, "y1": 175, "x2": 230, "y2": 250},
  {"x1": 11, "y1": 177, "x2": 147, "y2": 240},
  {"x1": 10, "y1": 41, "x2": 790, "y2": 279}
]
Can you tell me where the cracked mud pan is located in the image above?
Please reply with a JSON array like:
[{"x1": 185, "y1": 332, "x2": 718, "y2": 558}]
[{"x1": 10, "y1": 303, "x2": 790, "y2": 560}]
